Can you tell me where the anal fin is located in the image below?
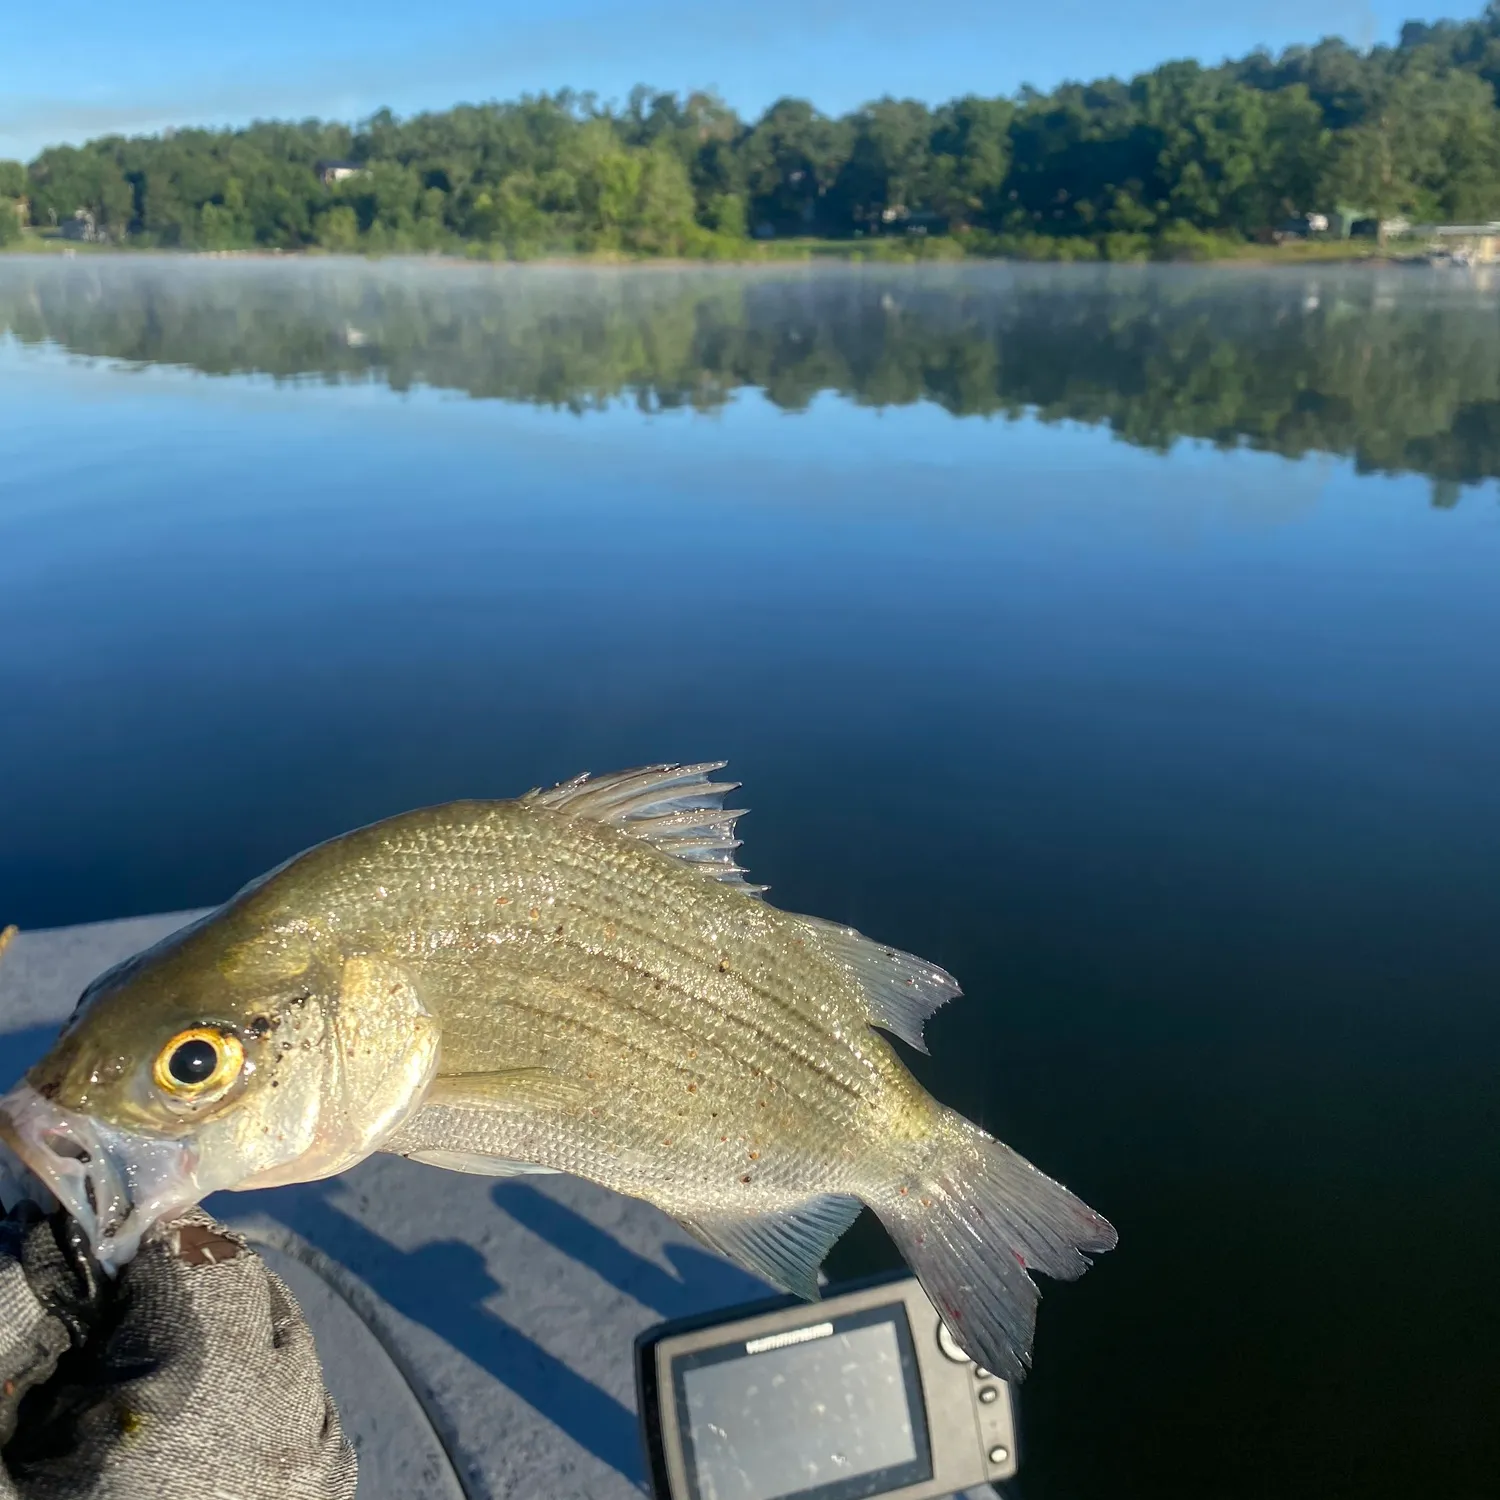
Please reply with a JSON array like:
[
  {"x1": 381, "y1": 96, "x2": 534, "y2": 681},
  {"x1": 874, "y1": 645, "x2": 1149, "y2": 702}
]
[{"x1": 678, "y1": 1194, "x2": 862, "y2": 1301}]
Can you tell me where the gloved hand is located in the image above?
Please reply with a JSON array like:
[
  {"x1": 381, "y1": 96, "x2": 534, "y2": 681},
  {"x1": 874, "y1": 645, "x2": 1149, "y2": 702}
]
[{"x1": 0, "y1": 1202, "x2": 357, "y2": 1500}]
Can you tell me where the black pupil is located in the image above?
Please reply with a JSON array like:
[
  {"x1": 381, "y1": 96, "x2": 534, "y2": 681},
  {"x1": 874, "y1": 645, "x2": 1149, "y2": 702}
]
[{"x1": 168, "y1": 1038, "x2": 220, "y2": 1085}]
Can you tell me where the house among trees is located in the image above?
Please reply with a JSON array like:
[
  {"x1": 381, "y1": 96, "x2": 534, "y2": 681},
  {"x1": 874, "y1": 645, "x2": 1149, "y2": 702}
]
[
  {"x1": 1277, "y1": 212, "x2": 1331, "y2": 239},
  {"x1": 59, "y1": 208, "x2": 103, "y2": 242},
  {"x1": 316, "y1": 160, "x2": 364, "y2": 187},
  {"x1": 1426, "y1": 222, "x2": 1500, "y2": 261}
]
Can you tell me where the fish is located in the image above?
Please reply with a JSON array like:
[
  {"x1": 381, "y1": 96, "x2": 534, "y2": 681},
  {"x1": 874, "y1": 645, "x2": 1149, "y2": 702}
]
[{"x1": 0, "y1": 763, "x2": 1114, "y2": 1379}]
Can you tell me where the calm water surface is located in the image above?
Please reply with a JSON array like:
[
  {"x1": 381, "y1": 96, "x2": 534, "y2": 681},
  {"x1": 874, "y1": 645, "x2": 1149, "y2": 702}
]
[{"x1": 1, "y1": 259, "x2": 1497, "y2": 1500}]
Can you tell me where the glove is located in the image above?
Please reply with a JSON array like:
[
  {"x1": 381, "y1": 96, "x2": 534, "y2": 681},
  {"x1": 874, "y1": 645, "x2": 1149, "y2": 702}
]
[{"x1": 0, "y1": 1203, "x2": 357, "y2": 1500}]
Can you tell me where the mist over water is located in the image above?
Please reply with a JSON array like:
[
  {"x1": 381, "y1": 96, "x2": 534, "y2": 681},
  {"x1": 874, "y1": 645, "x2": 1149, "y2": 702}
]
[
  {"x1": 4, "y1": 257, "x2": 1500, "y2": 492},
  {"x1": 1, "y1": 258, "x2": 1496, "y2": 1500}
]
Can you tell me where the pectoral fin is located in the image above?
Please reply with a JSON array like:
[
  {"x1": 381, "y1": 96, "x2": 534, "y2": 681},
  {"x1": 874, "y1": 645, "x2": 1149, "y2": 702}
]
[
  {"x1": 397, "y1": 1149, "x2": 560, "y2": 1177},
  {"x1": 422, "y1": 1067, "x2": 591, "y2": 1113},
  {"x1": 382, "y1": 1066, "x2": 588, "y2": 1177}
]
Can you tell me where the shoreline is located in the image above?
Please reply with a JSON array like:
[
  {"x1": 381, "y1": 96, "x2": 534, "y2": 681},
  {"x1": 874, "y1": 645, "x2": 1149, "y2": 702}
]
[
  {"x1": 0, "y1": 228, "x2": 1404, "y2": 270},
  {"x1": 0, "y1": 240, "x2": 1407, "y2": 271}
]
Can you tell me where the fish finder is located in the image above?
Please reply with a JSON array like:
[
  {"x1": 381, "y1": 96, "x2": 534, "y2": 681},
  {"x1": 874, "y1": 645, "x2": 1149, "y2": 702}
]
[{"x1": 635, "y1": 1271, "x2": 1019, "y2": 1500}]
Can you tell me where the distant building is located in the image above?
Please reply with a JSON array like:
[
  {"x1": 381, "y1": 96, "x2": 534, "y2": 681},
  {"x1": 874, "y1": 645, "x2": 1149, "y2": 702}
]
[
  {"x1": 1350, "y1": 216, "x2": 1408, "y2": 240},
  {"x1": 875, "y1": 205, "x2": 947, "y2": 236},
  {"x1": 1274, "y1": 212, "x2": 1330, "y2": 241},
  {"x1": 59, "y1": 208, "x2": 103, "y2": 242},
  {"x1": 1426, "y1": 223, "x2": 1500, "y2": 263},
  {"x1": 316, "y1": 160, "x2": 365, "y2": 187}
]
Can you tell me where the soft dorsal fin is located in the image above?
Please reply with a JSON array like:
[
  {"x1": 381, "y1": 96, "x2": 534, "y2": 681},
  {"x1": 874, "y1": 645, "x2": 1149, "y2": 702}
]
[
  {"x1": 530, "y1": 762, "x2": 765, "y2": 894},
  {"x1": 678, "y1": 1194, "x2": 863, "y2": 1300},
  {"x1": 797, "y1": 916, "x2": 961, "y2": 1055}
]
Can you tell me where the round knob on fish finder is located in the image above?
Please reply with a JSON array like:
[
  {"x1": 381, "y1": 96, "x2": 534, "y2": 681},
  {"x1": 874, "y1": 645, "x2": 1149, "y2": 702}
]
[
  {"x1": 936, "y1": 1321, "x2": 971, "y2": 1363},
  {"x1": 989, "y1": 1446, "x2": 1010, "y2": 1466},
  {"x1": 978, "y1": 1385, "x2": 1000, "y2": 1404}
]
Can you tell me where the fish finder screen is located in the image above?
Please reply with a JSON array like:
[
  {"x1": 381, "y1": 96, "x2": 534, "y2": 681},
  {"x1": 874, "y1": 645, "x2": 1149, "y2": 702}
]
[{"x1": 672, "y1": 1304, "x2": 932, "y2": 1500}]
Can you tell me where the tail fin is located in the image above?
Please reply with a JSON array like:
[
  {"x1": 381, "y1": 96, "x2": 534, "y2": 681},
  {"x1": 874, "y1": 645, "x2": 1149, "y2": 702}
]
[{"x1": 873, "y1": 1113, "x2": 1116, "y2": 1382}]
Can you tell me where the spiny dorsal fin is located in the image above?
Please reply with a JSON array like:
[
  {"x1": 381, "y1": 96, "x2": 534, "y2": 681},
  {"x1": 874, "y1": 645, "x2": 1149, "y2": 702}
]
[
  {"x1": 797, "y1": 916, "x2": 961, "y2": 1055},
  {"x1": 530, "y1": 762, "x2": 766, "y2": 895},
  {"x1": 677, "y1": 1194, "x2": 863, "y2": 1300}
]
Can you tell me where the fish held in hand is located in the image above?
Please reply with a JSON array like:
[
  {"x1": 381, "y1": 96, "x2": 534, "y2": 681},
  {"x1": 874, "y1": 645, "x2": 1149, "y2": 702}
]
[{"x1": 0, "y1": 764, "x2": 1115, "y2": 1379}]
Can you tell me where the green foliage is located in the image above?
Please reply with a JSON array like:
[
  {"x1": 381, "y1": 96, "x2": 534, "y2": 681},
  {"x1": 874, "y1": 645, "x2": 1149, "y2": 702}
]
[
  {"x1": 1152, "y1": 222, "x2": 1249, "y2": 260},
  {"x1": 18, "y1": 9, "x2": 1500, "y2": 255},
  {"x1": 315, "y1": 205, "x2": 360, "y2": 252},
  {"x1": 629, "y1": 145, "x2": 698, "y2": 252},
  {"x1": 702, "y1": 192, "x2": 747, "y2": 238}
]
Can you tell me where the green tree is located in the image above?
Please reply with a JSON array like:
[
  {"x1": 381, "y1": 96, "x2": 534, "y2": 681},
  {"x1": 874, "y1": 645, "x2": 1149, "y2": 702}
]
[
  {"x1": 27, "y1": 145, "x2": 136, "y2": 239},
  {"x1": 1323, "y1": 66, "x2": 1498, "y2": 224},
  {"x1": 702, "y1": 192, "x2": 747, "y2": 237},
  {"x1": 832, "y1": 98, "x2": 936, "y2": 232},
  {"x1": 314, "y1": 205, "x2": 360, "y2": 251},
  {"x1": 928, "y1": 96, "x2": 1013, "y2": 229},
  {"x1": 566, "y1": 121, "x2": 644, "y2": 246},
  {"x1": 1260, "y1": 85, "x2": 1331, "y2": 218},
  {"x1": 628, "y1": 143, "x2": 697, "y2": 252},
  {"x1": 739, "y1": 99, "x2": 851, "y2": 234}
]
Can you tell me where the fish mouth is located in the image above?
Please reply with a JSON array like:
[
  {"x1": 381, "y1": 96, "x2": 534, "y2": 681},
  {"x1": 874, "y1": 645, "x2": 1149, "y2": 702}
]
[{"x1": 0, "y1": 1084, "x2": 204, "y2": 1273}]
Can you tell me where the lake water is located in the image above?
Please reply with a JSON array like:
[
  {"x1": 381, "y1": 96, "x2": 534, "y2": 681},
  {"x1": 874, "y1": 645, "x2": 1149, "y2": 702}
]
[{"x1": 0, "y1": 257, "x2": 1497, "y2": 1500}]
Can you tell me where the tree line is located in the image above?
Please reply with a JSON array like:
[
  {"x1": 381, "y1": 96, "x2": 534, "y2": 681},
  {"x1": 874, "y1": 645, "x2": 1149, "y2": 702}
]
[
  {"x1": 4, "y1": 8, "x2": 1500, "y2": 258},
  {"x1": 2, "y1": 258, "x2": 1495, "y2": 494}
]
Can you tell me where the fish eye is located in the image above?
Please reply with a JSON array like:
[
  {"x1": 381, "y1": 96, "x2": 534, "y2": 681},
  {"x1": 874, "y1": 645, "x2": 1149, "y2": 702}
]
[{"x1": 153, "y1": 1028, "x2": 245, "y2": 1100}]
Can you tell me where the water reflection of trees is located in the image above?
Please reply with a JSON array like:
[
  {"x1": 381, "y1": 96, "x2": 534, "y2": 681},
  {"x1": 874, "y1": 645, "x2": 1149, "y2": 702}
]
[{"x1": 4, "y1": 261, "x2": 1498, "y2": 486}]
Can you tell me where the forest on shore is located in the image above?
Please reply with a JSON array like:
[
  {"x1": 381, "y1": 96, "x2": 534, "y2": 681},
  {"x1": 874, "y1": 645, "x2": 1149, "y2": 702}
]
[{"x1": 3, "y1": 8, "x2": 1500, "y2": 260}]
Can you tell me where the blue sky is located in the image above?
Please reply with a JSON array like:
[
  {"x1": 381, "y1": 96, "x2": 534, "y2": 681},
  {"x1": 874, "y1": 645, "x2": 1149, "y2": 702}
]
[{"x1": 1, "y1": 0, "x2": 1479, "y2": 162}]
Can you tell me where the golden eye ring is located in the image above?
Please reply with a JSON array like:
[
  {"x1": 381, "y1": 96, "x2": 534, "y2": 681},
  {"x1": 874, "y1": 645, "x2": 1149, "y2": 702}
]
[{"x1": 153, "y1": 1028, "x2": 245, "y2": 1099}]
